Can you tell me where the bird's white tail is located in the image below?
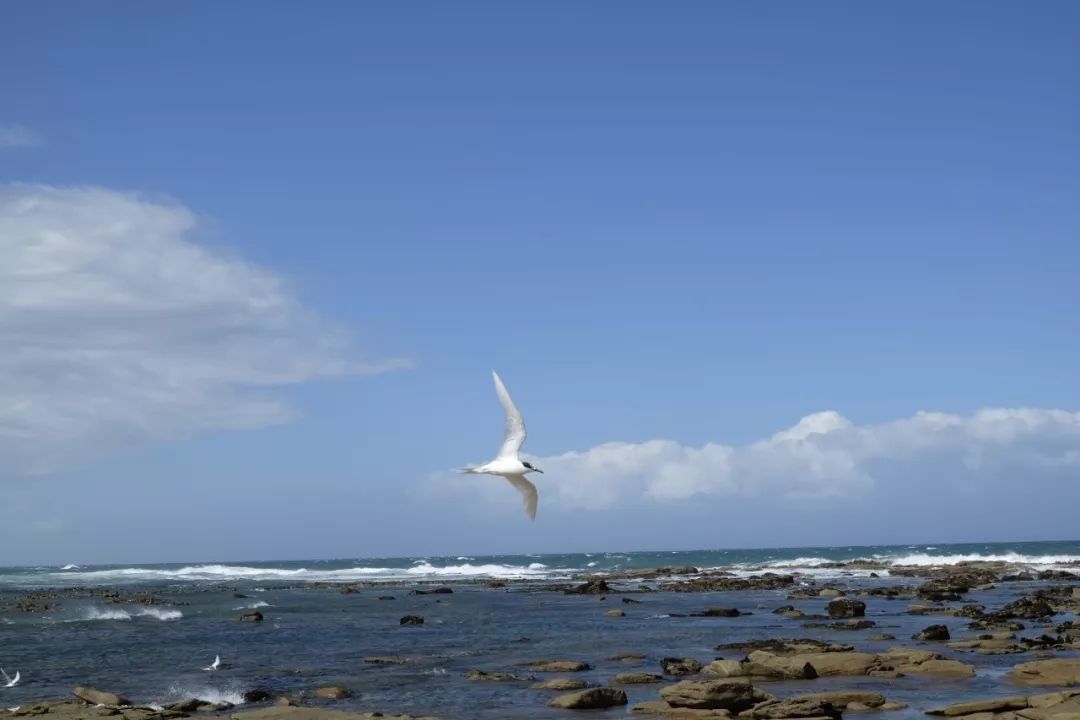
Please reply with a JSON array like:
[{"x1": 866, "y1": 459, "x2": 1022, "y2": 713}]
[{"x1": 458, "y1": 467, "x2": 480, "y2": 474}]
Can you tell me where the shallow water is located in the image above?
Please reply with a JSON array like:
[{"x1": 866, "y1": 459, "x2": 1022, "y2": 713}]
[{"x1": 1, "y1": 541, "x2": 1078, "y2": 718}]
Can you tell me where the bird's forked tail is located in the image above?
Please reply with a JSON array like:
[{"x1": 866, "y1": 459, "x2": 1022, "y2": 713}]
[{"x1": 458, "y1": 467, "x2": 481, "y2": 474}]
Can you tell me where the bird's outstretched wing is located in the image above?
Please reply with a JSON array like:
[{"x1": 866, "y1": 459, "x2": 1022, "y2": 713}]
[
  {"x1": 493, "y1": 370, "x2": 526, "y2": 459},
  {"x1": 504, "y1": 474, "x2": 538, "y2": 520}
]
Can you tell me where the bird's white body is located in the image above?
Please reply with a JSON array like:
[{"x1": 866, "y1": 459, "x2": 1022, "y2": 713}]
[
  {"x1": 460, "y1": 371, "x2": 544, "y2": 519},
  {"x1": 203, "y1": 655, "x2": 220, "y2": 671},
  {"x1": 0, "y1": 669, "x2": 18, "y2": 688},
  {"x1": 473, "y1": 457, "x2": 531, "y2": 476}
]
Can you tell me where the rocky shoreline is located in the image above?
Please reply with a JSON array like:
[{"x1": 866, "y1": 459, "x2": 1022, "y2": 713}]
[{"x1": 4, "y1": 560, "x2": 1080, "y2": 719}]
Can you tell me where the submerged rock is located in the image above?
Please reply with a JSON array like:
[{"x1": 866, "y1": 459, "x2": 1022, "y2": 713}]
[
  {"x1": 465, "y1": 670, "x2": 533, "y2": 682},
  {"x1": 523, "y1": 660, "x2": 591, "y2": 672},
  {"x1": 313, "y1": 686, "x2": 351, "y2": 700},
  {"x1": 399, "y1": 615, "x2": 424, "y2": 626},
  {"x1": 532, "y1": 678, "x2": 592, "y2": 690},
  {"x1": 692, "y1": 607, "x2": 742, "y2": 617}
]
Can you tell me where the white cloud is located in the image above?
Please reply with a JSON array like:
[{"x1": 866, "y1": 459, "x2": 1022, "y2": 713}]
[
  {"x1": 432, "y1": 408, "x2": 1080, "y2": 511},
  {"x1": 0, "y1": 183, "x2": 405, "y2": 473},
  {"x1": 0, "y1": 124, "x2": 43, "y2": 149}
]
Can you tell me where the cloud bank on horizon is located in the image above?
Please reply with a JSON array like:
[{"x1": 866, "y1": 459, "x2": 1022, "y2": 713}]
[
  {"x1": 0, "y1": 183, "x2": 405, "y2": 474},
  {"x1": 436, "y1": 407, "x2": 1080, "y2": 512}
]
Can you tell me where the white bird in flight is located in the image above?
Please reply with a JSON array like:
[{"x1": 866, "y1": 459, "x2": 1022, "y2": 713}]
[
  {"x1": 0, "y1": 669, "x2": 18, "y2": 688},
  {"x1": 460, "y1": 371, "x2": 544, "y2": 520},
  {"x1": 203, "y1": 655, "x2": 220, "y2": 671}
]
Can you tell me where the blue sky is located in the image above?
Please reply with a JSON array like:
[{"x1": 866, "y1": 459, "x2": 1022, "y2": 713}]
[{"x1": 1, "y1": 2, "x2": 1078, "y2": 565}]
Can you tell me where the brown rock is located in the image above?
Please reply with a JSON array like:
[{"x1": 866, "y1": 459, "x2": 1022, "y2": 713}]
[
  {"x1": 927, "y1": 696, "x2": 1028, "y2": 716},
  {"x1": 73, "y1": 688, "x2": 132, "y2": 707},
  {"x1": 827, "y1": 598, "x2": 866, "y2": 618},
  {"x1": 799, "y1": 652, "x2": 878, "y2": 676},
  {"x1": 607, "y1": 609, "x2": 626, "y2": 617},
  {"x1": 313, "y1": 686, "x2": 351, "y2": 700},
  {"x1": 662, "y1": 658, "x2": 705, "y2": 676},
  {"x1": 1008, "y1": 659, "x2": 1080, "y2": 686},
  {"x1": 791, "y1": 691, "x2": 886, "y2": 710},
  {"x1": 660, "y1": 679, "x2": 773, "y2": 711},
  {"x1": 549, "y1": 687, "x2": 628, "y2": 709},
  {"x1": 915, "y1": 624, "x2": 952, "y2": 641},
  {"x1": 706, "y1": 651, "x2": 816, "y2": 681},
  {"x1": 614, "y1": 672, "x2": 664, "y2": 684},
  {"x1": 746, "y1": 698, "x2": 841, "y2": 719},
  {"x1": 631, "y1": 700, "x2": 733, "y2": 717}
]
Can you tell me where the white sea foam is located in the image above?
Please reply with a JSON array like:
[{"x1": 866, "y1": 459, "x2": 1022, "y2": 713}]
[
  {"x1": 151, "y1": 683, "x2": 245, "y2": 707},
  {"x1": 42, "y1": 560, "x2": 573, "y2": 585},
  {"x1": 60, "y1": 564, "x2": 80, "y2": 570},
  {"x1": 404, "y1": 562, "x2": 558, "y2": 578},
  {"x1": 138, "y1": 608, "x2": 183, "y2": 621},
  {"x1": 233, "y1": 601, "x2": 270, "y2": 610},
  {"x1": 762, "y1": 556, "x2": 836, "y2": 568},
  {"x1": 879, "y1": 552, "x2": 1080, "y2": 568},
  {"x1": 76, "y1": 608, "x2": 132, "y2": 621}
]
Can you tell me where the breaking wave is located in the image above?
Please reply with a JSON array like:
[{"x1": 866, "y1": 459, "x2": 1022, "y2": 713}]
[
  {"x1": 876, "y1": 552, "x2": 1080, "y2": 567},
  {"x1": 39, "y1": 560, "x2": 567, "y2": 586},
  {"x1": 138, "y1": 608, "x2": 183, "y2": 621},
  {"x1": 150, "y1": 683, "x2": 245, "y2": 707},
  {"x1": 233, "y1": 600, "x2": 270, "y2": 610},
  {"x1": 68, "y1": 607, "x2": 182, "y2": 622}
]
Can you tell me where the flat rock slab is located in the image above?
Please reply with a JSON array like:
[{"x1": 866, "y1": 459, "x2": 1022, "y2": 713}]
[
  {"x1": 1009, "y1": 660, "x2": 1080, "y2": 686},
  {"x1": 928, "y1": 697, "x2": 1029, "y2": 716}
]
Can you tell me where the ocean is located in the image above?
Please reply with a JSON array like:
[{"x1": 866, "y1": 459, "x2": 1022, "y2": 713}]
[{"x1": 2, "y1": 539, "x2": 1079, "y2": 718}]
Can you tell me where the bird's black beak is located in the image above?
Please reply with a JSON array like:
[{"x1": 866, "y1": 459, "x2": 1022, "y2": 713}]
[{"x1": 534, "y1": 467, "x2": 544, "y2": 474}]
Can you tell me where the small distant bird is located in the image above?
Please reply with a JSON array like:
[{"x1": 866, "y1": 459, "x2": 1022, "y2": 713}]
[
  {"x1": 459, "y1": 371, "x2": 544, "y2": 520},
  {"x1": 203, "y1": 655, "x2": 220, "y2": 671},
  {"x1": 0, "y1": 669, "x2": 18, "y2": 688}
]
